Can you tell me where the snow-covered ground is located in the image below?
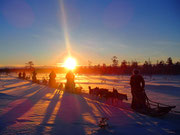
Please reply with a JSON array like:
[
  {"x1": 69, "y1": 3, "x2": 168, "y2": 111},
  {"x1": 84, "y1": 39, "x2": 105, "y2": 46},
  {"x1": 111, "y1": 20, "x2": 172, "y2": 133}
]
[{"x1": 0, "y1": 74, "x2": 179, "y2": 135}]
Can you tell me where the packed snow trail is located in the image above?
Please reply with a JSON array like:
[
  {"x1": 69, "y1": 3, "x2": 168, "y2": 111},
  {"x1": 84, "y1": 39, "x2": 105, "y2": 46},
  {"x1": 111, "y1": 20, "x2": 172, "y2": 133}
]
[{"x1": 0, "y1": 75, "x2": 179, "y2": 135}]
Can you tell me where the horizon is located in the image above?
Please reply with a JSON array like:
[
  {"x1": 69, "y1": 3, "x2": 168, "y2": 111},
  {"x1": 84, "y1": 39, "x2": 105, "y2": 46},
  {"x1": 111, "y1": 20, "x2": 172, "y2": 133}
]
[
  {"x1": 0, "y1": 57, "x2": 179, "y2": 69},
  {"x1": 0, "y1": 0, "x2": 180, "y2": 66}
]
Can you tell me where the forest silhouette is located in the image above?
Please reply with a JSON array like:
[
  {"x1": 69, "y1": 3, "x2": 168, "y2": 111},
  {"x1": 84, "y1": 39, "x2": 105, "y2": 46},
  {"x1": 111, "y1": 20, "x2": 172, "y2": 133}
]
[{"x1": 1, "y1": 57, "x2": 180, "y2": 75}]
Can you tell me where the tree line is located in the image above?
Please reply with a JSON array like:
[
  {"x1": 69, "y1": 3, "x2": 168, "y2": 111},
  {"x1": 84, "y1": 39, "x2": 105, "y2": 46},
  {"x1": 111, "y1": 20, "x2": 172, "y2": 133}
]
[
  {"x1": 0, "y1": 57, "x2": 180, "y2": 75},
  {"x1": 76, "y1": 57, "x2": 180, "y2": 75}
]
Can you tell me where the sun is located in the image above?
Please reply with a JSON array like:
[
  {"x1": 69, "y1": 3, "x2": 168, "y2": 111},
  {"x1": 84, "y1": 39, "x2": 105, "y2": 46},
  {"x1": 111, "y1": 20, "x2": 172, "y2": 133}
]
[{"x1": 64, "y1": 57, "x2": 77, "y2": 70}]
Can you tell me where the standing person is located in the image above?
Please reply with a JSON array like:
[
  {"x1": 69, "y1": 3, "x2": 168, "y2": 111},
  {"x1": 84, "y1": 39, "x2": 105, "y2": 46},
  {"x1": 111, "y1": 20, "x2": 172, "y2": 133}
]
[
  {"x1": 49, "y1": 71, "x2": 56, "y2": 88},
  {"x1": 65, "y1": 70, "x2": 75, "y2": 92},
  {"x1": 130, "y1": 69, "x2": 146, "y2": 110},
  {"x1": 58, "y1": 83, "x2": 63, "y2": 90},
  {"x1": 42, "y1": 77, "x2": 48, "y2": 85},
  {"x1": 32, "y1": 71, "x2": 37, "y2": 83},
  {"x1": 18, "y1": 72, "x2": 22, "y2": 78},
  {"x1": 23, "y1": 72, "x2": 26, "y2": 79}
]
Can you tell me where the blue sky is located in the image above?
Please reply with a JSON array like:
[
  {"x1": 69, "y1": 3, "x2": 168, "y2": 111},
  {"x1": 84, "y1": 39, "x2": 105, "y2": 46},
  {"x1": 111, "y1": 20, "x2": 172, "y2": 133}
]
[{"x1": 0, "y1": 0, "x2": 180, "y2": 66}]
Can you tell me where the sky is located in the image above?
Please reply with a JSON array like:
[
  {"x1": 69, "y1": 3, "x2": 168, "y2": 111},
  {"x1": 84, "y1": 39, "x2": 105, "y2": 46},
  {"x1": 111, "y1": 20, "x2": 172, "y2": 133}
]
[{"x1": 0, "y1": 0, "x2": 180, "y2": 67}]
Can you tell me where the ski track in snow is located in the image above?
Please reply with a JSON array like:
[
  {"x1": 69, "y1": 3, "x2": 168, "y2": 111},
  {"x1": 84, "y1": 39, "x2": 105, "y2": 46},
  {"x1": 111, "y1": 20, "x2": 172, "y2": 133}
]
[{"x1": 0, "y1": 74, "x2": 179, "y2": 135}]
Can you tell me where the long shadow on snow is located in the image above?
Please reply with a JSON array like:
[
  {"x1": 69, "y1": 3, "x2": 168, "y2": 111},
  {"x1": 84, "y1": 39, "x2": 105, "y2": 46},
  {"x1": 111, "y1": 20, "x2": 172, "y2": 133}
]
[
  {"x1": 0, "y1": 93, "x2": 16, "y2": 100},
  {"x1": 50, "y1": 92, "x2": 98, "y2": 135},
  {"x1": 82, "y1": 93, "x2": 132, "y2": 111},
  {"x1": 92, "y1": 100, "x2": 178, "y2": 135},
  {"x1": 0, "y1": 85, "x2": 45, "y2": 117},
  {"x1": 36, "y1": 90, "x2": 61, "y2": 134},
  {"x1": 17, "y1": 84, "x2": 45, "y2": 98},
  {"x1": 0, "y1": 85, "x2": 52, "y2": 131},
  {"x1": 2, "y1": 78, "x2": 25, "y2": 86},
  {"x1": 81, "y1": 94, "x2": 180, "y2": 134},
  {"x1": 0, "y1": 82, "x2": 34, "y2": 92},
  {"x1": 132, "y1": 111, "x2": 180, "y2": 135},
  {"x1": 0, "y1": 83, "x2": 45, "y2": 100}
]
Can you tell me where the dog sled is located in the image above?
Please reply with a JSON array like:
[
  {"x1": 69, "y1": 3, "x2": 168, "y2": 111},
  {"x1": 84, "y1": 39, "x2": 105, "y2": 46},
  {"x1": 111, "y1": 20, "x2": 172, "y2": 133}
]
[{"x1": 136, "y1": 93, "x2": 176, "y2": 117}]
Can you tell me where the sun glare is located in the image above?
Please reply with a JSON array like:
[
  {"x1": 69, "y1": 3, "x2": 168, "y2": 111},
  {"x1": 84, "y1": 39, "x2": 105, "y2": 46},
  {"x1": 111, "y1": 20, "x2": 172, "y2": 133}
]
[{"x1": 64, "y1": 57, "x2": 77, "y2": 70}]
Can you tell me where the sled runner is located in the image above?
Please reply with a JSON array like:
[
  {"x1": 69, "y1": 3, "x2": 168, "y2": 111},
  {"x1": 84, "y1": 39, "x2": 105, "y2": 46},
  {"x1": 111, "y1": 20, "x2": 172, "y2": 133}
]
[{"x1": 137, "y1": 93, "x2": 176, "y2": 117}]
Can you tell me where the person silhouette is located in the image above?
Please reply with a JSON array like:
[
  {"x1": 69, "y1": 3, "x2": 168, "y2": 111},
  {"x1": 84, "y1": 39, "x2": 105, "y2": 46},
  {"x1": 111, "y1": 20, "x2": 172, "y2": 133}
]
[
  {"x1": 49, "y1": 71, "x2": 56, "y2": 88},
  {"x1": 65, "y1": 70, "x2": 75, "y2": 92},
  {"x1": 58, "y1": 83, "x2": 63, "y2": 90},
  {"x1": 130, "y1": 69, "x2": 146, "y2": 110},
  {"x1": 42, "y1": 77, "x2": 48, "y2": 85},
  {"x1": 32, "y1": 71, "x2": 37, "y2": 83},
  {"x1": 18, "y1": 72, "x2": 22, "y2": 78},
  {"x1": 23, "y1": 71, "x2": 26, "y2": 79}
]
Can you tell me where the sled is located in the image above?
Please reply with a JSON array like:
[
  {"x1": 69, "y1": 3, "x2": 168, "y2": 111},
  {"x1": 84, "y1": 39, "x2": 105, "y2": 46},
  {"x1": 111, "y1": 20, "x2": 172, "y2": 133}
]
[{"x1": 136, "y1": 93, "x2": 176, "y2": 117}]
